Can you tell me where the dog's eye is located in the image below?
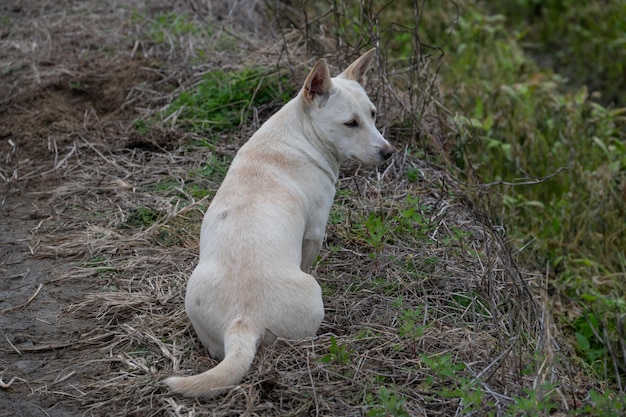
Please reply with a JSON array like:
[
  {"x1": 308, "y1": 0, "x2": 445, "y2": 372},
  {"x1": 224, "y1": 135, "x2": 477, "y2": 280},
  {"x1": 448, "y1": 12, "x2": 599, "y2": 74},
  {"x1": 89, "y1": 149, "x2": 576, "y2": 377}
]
[
  {"x1": 371, "y1": 110, "x2": 376, "y2": 119},
  {"x1": 344, "y1": 119, "x2": 359, "y2": 128}
]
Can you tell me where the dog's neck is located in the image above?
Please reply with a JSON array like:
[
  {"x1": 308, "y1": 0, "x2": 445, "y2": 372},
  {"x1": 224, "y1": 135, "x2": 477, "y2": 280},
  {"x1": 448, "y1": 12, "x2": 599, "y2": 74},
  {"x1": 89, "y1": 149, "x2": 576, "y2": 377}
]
[
  {"x1": 295, "y1": 100, "x2": 343, "y2": 182},
  {"x1": 304, "y1": 130, "x2": 342, "y2": 184},
  {"x1": 262, "y1": 98, "x2": 340, "y2": 185}
]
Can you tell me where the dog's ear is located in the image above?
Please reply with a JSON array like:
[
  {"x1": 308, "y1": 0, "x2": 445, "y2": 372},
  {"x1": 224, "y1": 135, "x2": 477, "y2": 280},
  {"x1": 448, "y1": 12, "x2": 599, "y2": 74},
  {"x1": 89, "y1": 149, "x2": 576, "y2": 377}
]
[
  {"x1": 303, "y1": 58, "x2": 332, "y2": 105},
  {"x1": 339, "y1": 48, "x2": 376, "y2": 87}
]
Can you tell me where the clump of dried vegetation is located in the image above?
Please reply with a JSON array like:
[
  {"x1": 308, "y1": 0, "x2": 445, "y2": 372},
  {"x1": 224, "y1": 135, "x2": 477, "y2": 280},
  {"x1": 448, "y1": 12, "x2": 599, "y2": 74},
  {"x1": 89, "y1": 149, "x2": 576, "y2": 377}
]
[{"x1": 2, "y1": 0, "x2": 623, "y2": 416}]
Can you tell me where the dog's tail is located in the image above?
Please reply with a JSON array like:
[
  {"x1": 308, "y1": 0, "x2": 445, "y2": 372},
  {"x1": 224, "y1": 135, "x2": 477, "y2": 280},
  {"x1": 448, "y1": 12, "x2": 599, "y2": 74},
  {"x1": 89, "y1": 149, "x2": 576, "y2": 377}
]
[{"x1": 164, "y1": 320, "x2": 260, "y2": 398}]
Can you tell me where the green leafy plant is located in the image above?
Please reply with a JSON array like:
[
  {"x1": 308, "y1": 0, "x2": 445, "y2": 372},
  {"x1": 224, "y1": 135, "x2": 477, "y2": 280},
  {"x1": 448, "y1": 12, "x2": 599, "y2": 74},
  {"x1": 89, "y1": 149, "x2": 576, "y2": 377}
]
[
  {"x1": 419, "y1": 353, "x2": 488, "y2": 414},
  {"x1": 363, "y1": 212, "x2": 389, "y2": 258},
  {"x1": 575, "y1": 388, "x2": 626, "y2": 417},
  {"x1": 366, "y1": 386, "x2": 409, "y2": 417},
  {"x1": 421, "y1": 353, "x2": 465, "y2": 380},
  {"x1": 573, "y1": 296, "x2": 626, "y2": 384},
  {"x1": 320, "y1": 335, "x2": 353, "y2": 366},
  {"x1": 392, "y1": 194, "x2": 433, "y2": 244},
  {"x1": 407, "y1": 1, "x2": 626, "y2": 385},
  {"x1": 489, "y1": 0, "x2": 626, "y2": 106},
  {"x1": 397, "y1": 306, "x2": 429, "y2": 341},
  {"x1": 507, "y1": 383, "x2": 558, "y2": 416}
]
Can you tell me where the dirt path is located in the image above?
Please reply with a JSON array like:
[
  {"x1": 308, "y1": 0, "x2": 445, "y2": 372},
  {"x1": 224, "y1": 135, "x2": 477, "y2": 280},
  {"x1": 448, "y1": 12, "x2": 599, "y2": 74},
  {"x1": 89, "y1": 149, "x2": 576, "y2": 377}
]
[
  {"x1": 1, "y1": 1, "x2": 165, "y2": 414},
  {"x1": 0, "y1": 198, "x2": 92, "y2": 416}
]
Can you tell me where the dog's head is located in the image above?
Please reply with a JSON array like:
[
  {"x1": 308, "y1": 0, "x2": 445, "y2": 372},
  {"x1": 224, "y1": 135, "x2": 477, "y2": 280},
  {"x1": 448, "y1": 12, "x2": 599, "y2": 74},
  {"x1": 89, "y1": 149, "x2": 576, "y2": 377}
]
[{"x1": 300, "y1": 48, "x2": 395, "y2": 166}]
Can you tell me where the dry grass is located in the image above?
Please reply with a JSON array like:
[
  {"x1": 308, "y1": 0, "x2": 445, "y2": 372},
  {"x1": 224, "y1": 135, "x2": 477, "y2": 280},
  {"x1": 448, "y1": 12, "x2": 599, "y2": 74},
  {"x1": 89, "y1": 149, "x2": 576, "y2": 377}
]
[
  {"x1": 29, "y1": 143, "x2": 578, "y2": 416},
  {"x1": 31, "y1": 142, "x2": 564, "y2": 416},
  {"x1": 1, "y1": 0, "x2": 597, "y2": 416}
]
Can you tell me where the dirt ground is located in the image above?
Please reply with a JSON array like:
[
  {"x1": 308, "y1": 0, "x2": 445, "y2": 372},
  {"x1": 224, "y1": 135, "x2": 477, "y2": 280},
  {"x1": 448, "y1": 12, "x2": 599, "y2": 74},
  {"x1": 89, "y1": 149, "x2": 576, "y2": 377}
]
[{"x1": 0, "y1": 1, "x2": 175, "y2": 415}]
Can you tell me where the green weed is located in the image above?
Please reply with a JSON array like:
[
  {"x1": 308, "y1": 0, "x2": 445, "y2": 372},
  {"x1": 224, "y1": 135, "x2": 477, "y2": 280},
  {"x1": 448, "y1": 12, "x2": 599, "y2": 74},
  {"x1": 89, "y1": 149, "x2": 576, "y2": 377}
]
[
  {"x1": 363, "y1": 212, "x2": 388, "y2": 258},
  {"x1": 507, "y1": 383, "x2": 558, "y2": 416},
  {"x1": 85, "y1": 255, "x2": 118, "y2": 289},
  {"x1": 419, "y1": 353, "x2": 488, "y2": 414},
  {"x1": 132, "y1": 119, "x2": 150, "y2": 135},
  {"x1": 397, "y1": 306, "x2": 429, "y2": 341},
  {"x1": 147, "y1": 153, "x2": 229, "y2": 210},
  {"x1": 366, "y1": 386, "x2": 409, "y2": 417},
  {"x1": 421, "y1": 353, "x2": 465, "y2": 381},
  {"x1": 189, "y1": 154, "x2": 230, "y2": 185},
  {"x1": 120, "y1": 207, "x2": 164, "y2": 229},
  {"x1": 573, "y1": 296, "x2": 626, "y2": 384},
  {"x1": 575, "y1": 388, "x2": 626, "y2": 417},
  {"x1": 328, "y1": 205, "x2": 348, "y2": 225},
  {"x1": 406, "y1": 167, "x2": 420, "y2": 183},
  {"x1": 393, "y1": 195, "x2": 432, "y2": 237},
  {"x1": 320, "y1": 335, "x2": 353, "y2": 366}
]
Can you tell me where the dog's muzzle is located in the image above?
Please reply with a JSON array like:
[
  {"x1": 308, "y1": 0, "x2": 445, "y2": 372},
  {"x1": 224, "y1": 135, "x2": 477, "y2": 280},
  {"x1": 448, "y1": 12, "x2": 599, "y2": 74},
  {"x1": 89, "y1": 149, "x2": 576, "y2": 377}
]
[{"x1": 380, "y1": 144, "x2": 396, "y2": 160}]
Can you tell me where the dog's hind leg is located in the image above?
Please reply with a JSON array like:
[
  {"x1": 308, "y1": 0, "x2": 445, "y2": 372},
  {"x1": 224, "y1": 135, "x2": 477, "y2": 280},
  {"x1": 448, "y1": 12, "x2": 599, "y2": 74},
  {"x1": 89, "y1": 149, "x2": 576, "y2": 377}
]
[{"x1": 264, "y1": 270, "x2": 324, "y2": 341}]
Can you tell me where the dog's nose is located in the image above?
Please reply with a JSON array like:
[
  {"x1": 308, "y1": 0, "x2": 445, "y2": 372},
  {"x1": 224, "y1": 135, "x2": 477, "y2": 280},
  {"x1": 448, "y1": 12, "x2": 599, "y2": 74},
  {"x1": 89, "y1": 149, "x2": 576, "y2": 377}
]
[{"x1": 380, "y1": 145, "x2": 396, "y2": 160}]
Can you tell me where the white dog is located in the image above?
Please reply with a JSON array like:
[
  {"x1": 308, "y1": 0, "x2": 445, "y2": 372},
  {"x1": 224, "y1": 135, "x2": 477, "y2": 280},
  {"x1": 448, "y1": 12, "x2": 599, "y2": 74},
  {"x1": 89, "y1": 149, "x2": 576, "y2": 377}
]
[{"x1": 165, "y1": 48, "x2": 395, "y2": 398}]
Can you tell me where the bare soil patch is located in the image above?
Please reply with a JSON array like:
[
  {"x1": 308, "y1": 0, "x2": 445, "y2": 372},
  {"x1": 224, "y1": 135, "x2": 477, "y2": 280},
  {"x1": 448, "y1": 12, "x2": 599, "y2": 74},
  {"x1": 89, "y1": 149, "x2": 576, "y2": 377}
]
[{"x1": 1, "y1": 1, "x2": 178, "y2": 414}]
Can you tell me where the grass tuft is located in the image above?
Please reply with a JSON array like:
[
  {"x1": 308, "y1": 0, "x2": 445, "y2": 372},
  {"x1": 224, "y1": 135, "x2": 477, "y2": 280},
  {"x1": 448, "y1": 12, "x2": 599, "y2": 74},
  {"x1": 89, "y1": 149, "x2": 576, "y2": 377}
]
[{"x1": 164, "y1": 68, "x2": 295, "y2": 138}]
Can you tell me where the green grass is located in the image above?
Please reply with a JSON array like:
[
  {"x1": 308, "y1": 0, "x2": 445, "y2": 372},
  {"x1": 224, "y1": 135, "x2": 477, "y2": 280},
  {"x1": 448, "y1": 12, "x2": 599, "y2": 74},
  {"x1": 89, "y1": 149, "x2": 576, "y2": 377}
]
[
  {"x1": 165, "y1": 68, "x2": 294, "y2": 138},
  {"x1": 130, "y1": 10, "x2": 202, "y2": 46}
]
